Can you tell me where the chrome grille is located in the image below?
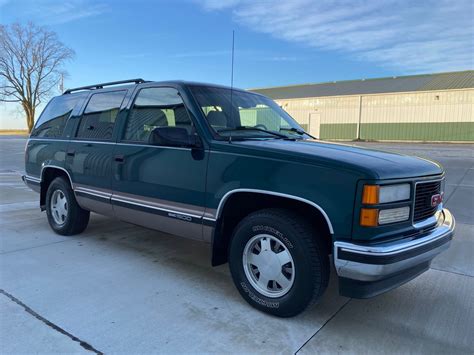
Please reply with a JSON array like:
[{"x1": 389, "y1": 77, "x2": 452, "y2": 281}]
[{"x1": 414, "y1": 180, "x2": 442, "y2": 222}]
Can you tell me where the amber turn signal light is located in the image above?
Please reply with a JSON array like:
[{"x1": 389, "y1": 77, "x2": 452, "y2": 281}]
[
  {"x1": 360, "y1": 208, "x2": 378, "y2": 227},
  {"x1": 362, "y1": 185, "x2": 379, "y2": 204}
]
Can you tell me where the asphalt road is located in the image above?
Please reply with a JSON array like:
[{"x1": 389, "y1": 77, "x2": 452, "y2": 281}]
[{"x1": 1, "y1": 137, "x2": 473, "y2": 354}]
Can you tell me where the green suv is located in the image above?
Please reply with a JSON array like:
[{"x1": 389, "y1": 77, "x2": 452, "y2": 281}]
[{"x1": 23, "y1": 79, "x2": 455, "y2": 317}]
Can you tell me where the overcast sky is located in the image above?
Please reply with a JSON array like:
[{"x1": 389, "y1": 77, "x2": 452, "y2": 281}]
[{"x1": 1, "y1": 0, "x2": 473, "y2": 129}]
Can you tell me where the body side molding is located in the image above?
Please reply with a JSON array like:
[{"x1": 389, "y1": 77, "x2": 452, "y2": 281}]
[
  {"x1": 111, "y1": 195, "x2": 203, "y2": 219},
  {"x1": 24, "y1": 175, "x2": 41, "y2": 183}
]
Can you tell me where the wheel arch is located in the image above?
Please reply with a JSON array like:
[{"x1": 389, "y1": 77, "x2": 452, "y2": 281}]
[
  {"x1": 210, "y1": 189, "x2": 334, "y2": 266},
  {"x1": 40, "y1": 165, "x2": 74, "y2": 210}
]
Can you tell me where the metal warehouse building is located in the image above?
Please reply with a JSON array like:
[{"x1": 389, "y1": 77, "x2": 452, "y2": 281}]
[{"x1": 250, "y1": 70, "x2": 474, "y2": 142}]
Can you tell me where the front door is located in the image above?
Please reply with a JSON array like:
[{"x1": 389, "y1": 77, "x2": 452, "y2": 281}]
[{"x1": 111, "y1": 86, "x2": 208, "y2": 240}]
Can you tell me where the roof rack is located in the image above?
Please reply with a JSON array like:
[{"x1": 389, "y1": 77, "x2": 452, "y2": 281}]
[{"x1": 63, "y1": 78, "x2": 146, "y2": 94}]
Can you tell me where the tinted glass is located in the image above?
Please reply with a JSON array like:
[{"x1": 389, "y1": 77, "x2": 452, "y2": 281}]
[
  {"x1": 31, "y1": 95, "x2": 83, "y2": 138},
  {"x1": 123, "y1": 87, "x2": 192, "y2": 142},
  {"x1": 190, "y1": 86, "x2": 306, "y2": 139},
  {"x1": 76, "y1": 91, "x2": 126, "y2": 140}
]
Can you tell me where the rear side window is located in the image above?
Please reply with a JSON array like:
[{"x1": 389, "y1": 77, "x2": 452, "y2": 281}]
[
  {"x1": 31, "y1": 95, "x2": 83, "y2": 138},
  {"x1": 76, "y1": 91, "x2": 126, "y2": 141}
]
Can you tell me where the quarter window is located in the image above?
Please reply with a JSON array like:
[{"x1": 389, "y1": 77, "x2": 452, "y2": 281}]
[
  {"x1": 123, "y1": 87, "x2": 193, "y2": 143},
  {"x1": 76, "y1": 91, "x2": 126, "y2": 140},
  {"x1": 31, "y1": 94, "x2": 84, "y2": 138}
]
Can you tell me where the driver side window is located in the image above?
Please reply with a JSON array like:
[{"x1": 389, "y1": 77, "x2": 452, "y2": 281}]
[{"x1": 123, "y1": 87, "x2": 193, "y2": 143}]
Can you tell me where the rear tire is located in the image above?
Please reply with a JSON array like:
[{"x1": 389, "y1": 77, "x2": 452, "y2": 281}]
[
  {"x1": 229, "y1": 208, "x2": 329, "y2": 317},
  {"x1": 45, "y1": 177, "x2": 90, "y2": 235}
]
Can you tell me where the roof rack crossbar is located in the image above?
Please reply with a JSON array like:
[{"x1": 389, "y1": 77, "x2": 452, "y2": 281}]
[{"x1": 64, "y1": 78, "x2": 146, "y2": 94}]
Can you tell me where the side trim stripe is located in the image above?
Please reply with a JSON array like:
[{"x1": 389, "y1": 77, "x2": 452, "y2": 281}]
[
  {"x1": 76, "y1": 190, "x2": 110, "y2": 203},
  {"x1": 75, "y1": 187, "x2": 112, "y2": 199},
  {"x1": 24, "y1": 175, "x2": 41, "y2": 184},
  {"x1": 111, "y1": 196, "x2": 202, "y2": 219},
  {"x1": 111, "y1": 198, "x2": 213, "y2": 226},
  {"x1": 76, "y1": 189, "x2": 216, "y2": 226}
]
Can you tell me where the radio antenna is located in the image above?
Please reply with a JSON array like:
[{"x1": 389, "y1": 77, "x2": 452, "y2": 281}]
[
  {"x1": 231, "y1": 30, "x2": 235, "y2": 90},
  {"x1": 229, "y1": 30, "x2": 235, "y2": 143}
]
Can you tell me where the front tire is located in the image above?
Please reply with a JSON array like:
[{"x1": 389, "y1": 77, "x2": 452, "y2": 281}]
[
  {"x1": 229, "y1": 208, "x2": 329, "y2": 317},
  {"x1": 45, "y1": 177, "x2": 90, "y2": 235}
]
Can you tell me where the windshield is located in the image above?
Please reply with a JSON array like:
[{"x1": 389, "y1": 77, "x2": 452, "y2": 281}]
[{"x1": 190, "y1": 85, "x2": 309, "y2": 140}]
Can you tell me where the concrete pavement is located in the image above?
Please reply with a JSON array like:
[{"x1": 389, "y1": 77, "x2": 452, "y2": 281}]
[{"x1": 1, "y1": 137, "x2": 473, "y2": 354}]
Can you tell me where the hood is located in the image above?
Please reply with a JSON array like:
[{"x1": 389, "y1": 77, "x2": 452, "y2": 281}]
[{"x1": 232, "y1": 139, "x2": 443, "y2": 180}]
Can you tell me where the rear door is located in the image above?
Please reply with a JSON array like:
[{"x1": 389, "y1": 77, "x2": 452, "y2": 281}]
[
  {"x1": 111, "y1": 86, "x2": 209, "y2": 240},
  {"x1": 65, "y1": 90, "x2": 128, "y2": 216}
]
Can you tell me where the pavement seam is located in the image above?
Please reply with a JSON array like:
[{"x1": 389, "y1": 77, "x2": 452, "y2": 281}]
[
  {"x1": 0, "y1": 239, "x2": 76, "y2": 256},
  {"x1": 430, "y1": 267, "x2": 474, "y2": 279},
  {"x1": 294, "y1": 298, "x2": 352, "y2": 354},
  {"x1": 0, "y1": 289, "x2": 103, "y2": 355},
  {"x1": 447, "y1": 183, "x2": 474, "y2": 188}
]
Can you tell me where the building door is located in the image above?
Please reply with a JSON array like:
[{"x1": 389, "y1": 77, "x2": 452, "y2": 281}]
[{"x1": 309, "y1": 113, "x2": 321, "y2": 139}]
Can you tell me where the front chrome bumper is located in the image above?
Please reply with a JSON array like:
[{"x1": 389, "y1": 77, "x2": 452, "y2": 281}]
[{"x1": 334, "y1": 208, "x2": 455, "y2": 298}]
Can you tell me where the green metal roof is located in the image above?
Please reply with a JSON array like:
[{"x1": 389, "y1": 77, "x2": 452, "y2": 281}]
[{"x1": 249, "y1": 70, "x2": 474, "y2": 100}]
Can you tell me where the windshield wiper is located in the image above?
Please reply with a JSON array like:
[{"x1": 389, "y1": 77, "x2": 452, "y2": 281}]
[
  {"x1": 280, "y1": 127, "x2": 316, "y2": 139},
  {"x1": 217, "y1": 126, "x2": 293, "y2": 140}
]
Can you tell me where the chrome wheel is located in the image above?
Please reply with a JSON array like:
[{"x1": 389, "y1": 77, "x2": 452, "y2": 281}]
[
  {"x1": 51, "y1": 190, "x2": 68, "y2": 225},
  {"x1": 242, "y1": 234, "x2": 295, "y2": 298}
]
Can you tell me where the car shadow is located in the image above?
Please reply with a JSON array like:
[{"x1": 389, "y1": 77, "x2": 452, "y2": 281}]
[{"x1": 77, "y1": 212, "x2": 347, "y2": 320}]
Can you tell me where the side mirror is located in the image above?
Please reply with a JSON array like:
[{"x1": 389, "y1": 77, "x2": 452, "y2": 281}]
[{"x1": 149, "y1": 127, "x2": 201, "y2": 148}]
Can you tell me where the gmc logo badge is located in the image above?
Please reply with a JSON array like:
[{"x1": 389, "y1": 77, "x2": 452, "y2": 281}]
[{"x1": 431, "y1": 193, "x2": 443, "y2": 207}]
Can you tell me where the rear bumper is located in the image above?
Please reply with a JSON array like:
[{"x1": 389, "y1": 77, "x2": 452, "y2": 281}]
[
  {"x1": 334, "y1": 208, "x2": 455, "y2": 298},
  {"x1": 22, "y1": 174, "x2": 41, "y2": 193}
]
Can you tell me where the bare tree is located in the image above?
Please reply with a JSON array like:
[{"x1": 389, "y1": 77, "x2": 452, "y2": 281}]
[{"x1": 0, "y1": 22, "x2": 74, "y2": 132}]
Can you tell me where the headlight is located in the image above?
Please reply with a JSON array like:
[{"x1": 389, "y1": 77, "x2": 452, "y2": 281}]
[
  {"x1": 360, "y1": 183, "x2": 412, "y2": 226},
  {"x1": 362, "y1": 183, "x2": 410, "y2": 204},
  {"x1": 380, "y1": 184, "x2": 410, "y2": 203}
]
